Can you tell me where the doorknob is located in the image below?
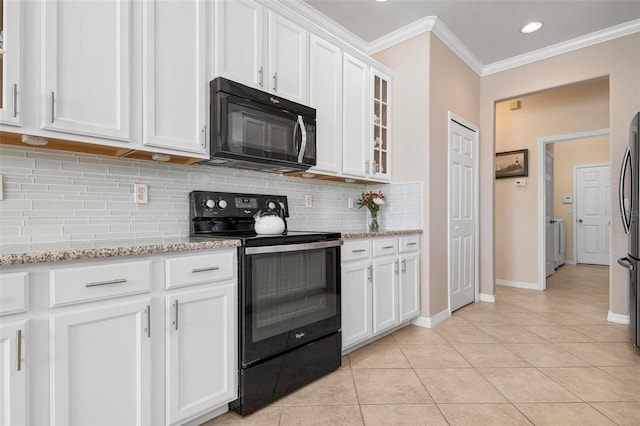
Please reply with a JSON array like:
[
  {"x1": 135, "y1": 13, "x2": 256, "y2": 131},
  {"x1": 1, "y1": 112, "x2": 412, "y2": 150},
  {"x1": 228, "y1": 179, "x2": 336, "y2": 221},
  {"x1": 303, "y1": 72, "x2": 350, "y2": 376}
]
[{"x1": 578, "y1": 219, "x2": 583, "y2": 223}]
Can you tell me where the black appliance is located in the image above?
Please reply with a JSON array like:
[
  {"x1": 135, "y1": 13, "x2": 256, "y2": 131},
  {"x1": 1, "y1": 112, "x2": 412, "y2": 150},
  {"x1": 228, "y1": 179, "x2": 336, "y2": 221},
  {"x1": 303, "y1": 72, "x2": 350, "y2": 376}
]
[
  {"x1": 617, "y1": 112, "x2": 640, "y2": 348},
  {"x1": 189, "y1": 191, "x2": 342, "y2": 415},
  {"x1": 200, "y1": 77, "x2": 317, "y2": 173}
]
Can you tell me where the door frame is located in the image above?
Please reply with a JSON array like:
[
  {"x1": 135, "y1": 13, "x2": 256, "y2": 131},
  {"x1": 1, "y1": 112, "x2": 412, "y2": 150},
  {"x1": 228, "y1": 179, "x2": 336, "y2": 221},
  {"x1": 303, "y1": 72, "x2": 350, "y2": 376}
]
[
  {"x1": 573, "y1": 162, "x2": 612, "y2": 265},
  {"x1": 447, "y1": 112, "x2": 480, "y2": 314},
  {"x1": 536, "y1": 128, "x2": 610, "y2": 290}
]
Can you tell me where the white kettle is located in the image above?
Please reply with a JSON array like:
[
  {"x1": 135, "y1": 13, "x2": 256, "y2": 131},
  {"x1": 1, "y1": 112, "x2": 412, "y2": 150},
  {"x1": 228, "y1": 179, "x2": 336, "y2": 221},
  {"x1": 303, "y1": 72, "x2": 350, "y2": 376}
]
[{"x1": 254, "y1": 211, "x2": 285, "y2": 235}]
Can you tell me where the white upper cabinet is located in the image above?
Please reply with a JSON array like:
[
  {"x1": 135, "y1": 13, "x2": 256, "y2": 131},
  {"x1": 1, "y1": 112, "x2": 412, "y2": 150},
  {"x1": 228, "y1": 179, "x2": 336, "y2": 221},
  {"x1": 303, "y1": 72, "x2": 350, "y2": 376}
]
[
  {"x1": 142, "y1": 0, "x2": 208, "y2": 155},
  {"x1": 41, "y1": 0, "x2": 131, "y2": 141},
  {"x1": 0, "y1": 0, "x2": 22, "y2": 126},
  {"x1": 308, "y1": 34, "x2": 342, "y2": 174},
  {"x1": 214, "y1": 0, "x2": 265, "y2": 90},
  {"x1": 215, "y1": 0, "x2": 308, "y2": 104},
  {"x1": 342, "y1": 53, "x2": 370, "y2": 178},
  {"x1": 267, "y1": 10, "x2": 308, "y2": 104},
  {"x1": 371, "y1": 69, "x2": 391, "y2": 181}
]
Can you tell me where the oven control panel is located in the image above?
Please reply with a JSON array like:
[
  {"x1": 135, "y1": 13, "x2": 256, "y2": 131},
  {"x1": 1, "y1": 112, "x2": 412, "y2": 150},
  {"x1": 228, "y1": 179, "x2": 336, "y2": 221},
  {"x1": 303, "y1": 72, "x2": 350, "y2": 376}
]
[{"x1": 189, "y1": 191, "x2": 289, "y2": 219}]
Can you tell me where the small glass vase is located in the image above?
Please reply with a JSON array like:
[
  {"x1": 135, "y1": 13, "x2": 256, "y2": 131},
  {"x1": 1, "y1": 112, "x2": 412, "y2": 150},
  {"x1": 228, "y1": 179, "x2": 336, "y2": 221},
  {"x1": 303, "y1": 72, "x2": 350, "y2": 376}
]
[{"x1": 369, "y1": 211, "x2": 379, "y2": 233}]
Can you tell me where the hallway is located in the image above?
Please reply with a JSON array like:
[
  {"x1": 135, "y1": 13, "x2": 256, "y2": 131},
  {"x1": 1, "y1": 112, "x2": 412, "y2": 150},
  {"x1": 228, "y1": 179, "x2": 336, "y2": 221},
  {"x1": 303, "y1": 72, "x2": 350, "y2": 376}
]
[{"x1": 207, "y1": 264, "x2": 640, "y2": 425}]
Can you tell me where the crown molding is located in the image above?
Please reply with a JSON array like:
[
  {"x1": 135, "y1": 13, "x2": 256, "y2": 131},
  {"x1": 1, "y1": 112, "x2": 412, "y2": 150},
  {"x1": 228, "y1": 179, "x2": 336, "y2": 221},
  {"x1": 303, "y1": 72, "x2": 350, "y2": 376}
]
[
  {"x1": 430, "y1": 18, "x2": 485, "y2": 76},
  {"x1": 272, "y1": 0, "x2": 369, "y2": 53},
  {"x1": 367, "y1": 16, "x2": 436, "y2": 54},
  {"x1": 482, "y1": 18, "x2": 640, "y2": 76}
]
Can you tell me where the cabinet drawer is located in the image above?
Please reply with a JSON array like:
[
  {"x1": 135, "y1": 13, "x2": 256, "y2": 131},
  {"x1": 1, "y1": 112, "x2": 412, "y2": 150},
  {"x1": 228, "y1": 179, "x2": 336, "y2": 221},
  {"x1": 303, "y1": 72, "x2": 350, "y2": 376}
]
[
  {"x1": 165, "y1": 251, "x2": 235, "y2": 289},
  {"x1": 373, "y1": 238, "x2": 398, "y2": 257},
  {"x1": 50, "y1": 261, "x2": 152, "y2": 307},
  {"x1": 399, "y1": 235, "x2": 420, "y2": 253},
  {"x1": 0, "y1": 272, "x2": 28, "y2": 316},
  {"x1": 342, "y1": 240, "x2": 371, "y2": 261}
]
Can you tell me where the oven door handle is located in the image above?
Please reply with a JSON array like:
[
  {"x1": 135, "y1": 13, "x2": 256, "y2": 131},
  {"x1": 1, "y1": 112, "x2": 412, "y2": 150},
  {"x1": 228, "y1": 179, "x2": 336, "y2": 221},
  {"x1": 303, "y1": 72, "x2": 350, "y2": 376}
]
[{"x1": 245, "y1": 239, "x2": 343, "y2": 255}]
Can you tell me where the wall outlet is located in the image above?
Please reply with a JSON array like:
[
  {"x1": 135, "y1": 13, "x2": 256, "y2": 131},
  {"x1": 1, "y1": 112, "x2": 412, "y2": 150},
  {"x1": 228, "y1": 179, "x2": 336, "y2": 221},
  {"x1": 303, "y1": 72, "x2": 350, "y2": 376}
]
[
  {"x1": 348, "y1": 197, "x2": 354, "y2": 209},
  {"x1": 305, "y1": 194, "x2": 313, "y2": 208},
  {"x1": 134, "y1": 184, "x2": 148, "y2": 204}
]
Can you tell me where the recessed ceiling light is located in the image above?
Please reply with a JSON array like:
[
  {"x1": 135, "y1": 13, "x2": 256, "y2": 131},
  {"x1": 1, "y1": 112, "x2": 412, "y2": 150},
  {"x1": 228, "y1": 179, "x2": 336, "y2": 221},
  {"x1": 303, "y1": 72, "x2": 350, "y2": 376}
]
[{"x1": 520, "y1": 21, "x2": 543, "y2": 34}]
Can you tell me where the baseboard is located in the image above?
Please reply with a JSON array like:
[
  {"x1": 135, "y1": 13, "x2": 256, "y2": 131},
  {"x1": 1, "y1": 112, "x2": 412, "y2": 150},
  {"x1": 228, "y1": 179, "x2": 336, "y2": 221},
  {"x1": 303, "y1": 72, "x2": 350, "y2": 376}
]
[
  {"x1": 496, "y1": 279, "x2": 543, "y2": 291},
  {"x1": 564, "y1": 260, "x2": 577, "y2": 265},
  {"x1": 479, "y1": 293, "x2": 496, "y2": 303},
  {"x1": 607, "y1": 311, "x2": 630, "y2": 325},
  {"x1": 412, "y1": 309, "x2": 450, "y2": 329}
]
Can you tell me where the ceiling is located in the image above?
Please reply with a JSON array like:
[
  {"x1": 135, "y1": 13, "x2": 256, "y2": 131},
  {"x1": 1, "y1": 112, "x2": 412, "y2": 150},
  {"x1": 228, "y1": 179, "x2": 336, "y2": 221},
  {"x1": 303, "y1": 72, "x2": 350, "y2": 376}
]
[{"x1": 303, "y1": 0, "x2": 640, "y2": 66}]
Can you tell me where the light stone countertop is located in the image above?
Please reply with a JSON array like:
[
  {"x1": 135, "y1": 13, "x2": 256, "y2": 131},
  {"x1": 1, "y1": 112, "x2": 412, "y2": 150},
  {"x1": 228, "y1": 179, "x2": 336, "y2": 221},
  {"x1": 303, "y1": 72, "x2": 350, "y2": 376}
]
[
  {"x1": 0, "y1": 237, "x2": 241, "y2": 266},
  {"x1": 341, "y1": 229, "x2": 423, "y2": 239},
  {"x1": 0, "y1": 229, "x2": 423, "y2": 266}
]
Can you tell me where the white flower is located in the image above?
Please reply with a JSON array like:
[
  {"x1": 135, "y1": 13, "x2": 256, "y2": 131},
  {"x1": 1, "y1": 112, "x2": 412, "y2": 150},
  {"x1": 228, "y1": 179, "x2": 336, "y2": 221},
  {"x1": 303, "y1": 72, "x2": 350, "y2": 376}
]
[{"x1": 373, "y1": 197, "x2": 385, "y2": 206}]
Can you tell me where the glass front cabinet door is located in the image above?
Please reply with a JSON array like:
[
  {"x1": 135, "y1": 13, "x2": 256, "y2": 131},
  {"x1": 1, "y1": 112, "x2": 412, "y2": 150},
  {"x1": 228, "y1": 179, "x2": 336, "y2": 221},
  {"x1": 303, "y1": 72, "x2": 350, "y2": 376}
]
[{"x1": 371, "y1": 70, "x2": 390, "y2": 181}]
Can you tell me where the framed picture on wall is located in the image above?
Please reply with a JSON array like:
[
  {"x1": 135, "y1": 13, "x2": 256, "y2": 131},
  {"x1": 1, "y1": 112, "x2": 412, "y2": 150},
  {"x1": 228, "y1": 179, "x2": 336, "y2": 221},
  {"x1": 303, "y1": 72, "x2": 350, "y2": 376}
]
[{"x1": 495, "y1": 149, "x2": 528, "y2": 179}]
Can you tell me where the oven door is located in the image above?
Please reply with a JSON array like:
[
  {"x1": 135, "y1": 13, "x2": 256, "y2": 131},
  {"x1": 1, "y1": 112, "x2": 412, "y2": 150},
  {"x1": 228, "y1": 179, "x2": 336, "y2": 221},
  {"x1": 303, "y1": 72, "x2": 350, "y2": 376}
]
[{"x1": 240, "y1": 240, "x2": 341, "y2": 367}]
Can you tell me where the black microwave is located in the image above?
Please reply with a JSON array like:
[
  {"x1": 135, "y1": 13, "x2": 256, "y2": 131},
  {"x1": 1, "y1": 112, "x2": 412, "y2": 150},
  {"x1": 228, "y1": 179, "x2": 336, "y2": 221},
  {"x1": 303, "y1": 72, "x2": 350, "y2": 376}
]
[{"x1": 201, "y1": 77, "x2": 316, "y2": 173}]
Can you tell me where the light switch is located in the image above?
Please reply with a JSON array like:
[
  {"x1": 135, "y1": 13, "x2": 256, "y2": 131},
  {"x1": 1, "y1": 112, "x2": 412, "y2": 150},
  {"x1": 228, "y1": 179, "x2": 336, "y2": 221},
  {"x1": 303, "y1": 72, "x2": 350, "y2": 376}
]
[
  {"x1": 562, "y1": 196, "x2": 573, "y2": 204},
  {"x1": 515, "y1": 179, "x2": 527, "y2": 187}
]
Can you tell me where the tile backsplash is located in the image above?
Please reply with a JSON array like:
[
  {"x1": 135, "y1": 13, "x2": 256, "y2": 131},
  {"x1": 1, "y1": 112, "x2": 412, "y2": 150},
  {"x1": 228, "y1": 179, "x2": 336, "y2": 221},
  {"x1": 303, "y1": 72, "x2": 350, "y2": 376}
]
[{"x1": 0, "y1": 145, "x2": 422, "y2": 245}]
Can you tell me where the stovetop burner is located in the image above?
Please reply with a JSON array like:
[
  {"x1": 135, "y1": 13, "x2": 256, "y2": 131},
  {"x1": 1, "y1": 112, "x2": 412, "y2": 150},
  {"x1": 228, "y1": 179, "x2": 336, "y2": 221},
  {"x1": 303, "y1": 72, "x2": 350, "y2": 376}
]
[{"x1": 189, "y1": 191, "x2": 341, "y2": 246}]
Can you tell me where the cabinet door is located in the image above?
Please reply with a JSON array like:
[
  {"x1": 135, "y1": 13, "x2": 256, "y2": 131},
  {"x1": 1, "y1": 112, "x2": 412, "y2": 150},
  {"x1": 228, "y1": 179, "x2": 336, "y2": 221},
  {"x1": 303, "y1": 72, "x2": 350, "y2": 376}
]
[
  {"x1": 371, "y1": 69, "x2": 391, "y2": 181},
  {"x1": 41, "y1": 0, "x2": 131, "y2": 141},
  {"x1": 0, "y1": 321, "x2": 27, "y2": 426},
  {"x1": 215, "y1": 0, "x2": 265, "y2": 90},
  {"x1": 341, "y1": 260, "x2": 372, "y2": 349},
  {"x1": 142, "y1": 0, "x2": 207, "y2": 154},
  {"x1": 399, "y1": 252, "x2": 420, "y2": 322},
  {"x1": 372, "y1": 256, "x2": 399, "y2": 334},
  {"x1": 0, "y1": 0, "x2": 22, "y2": 126},
  {"x1": 50, "y1": 300, "x2": 151, "y2": 426},
  {"x1": 342, "y1": 53, "x2": 370, "y2": 178},
  {"x1": 166, "y1": 283, "x2": 237, "y2": 425},
  {"x1": 309, "y1": 34, "x2": 342, "y2": 174},
  {"x1": 267, "y1": 11, "x2": 308, "y2": 103}
]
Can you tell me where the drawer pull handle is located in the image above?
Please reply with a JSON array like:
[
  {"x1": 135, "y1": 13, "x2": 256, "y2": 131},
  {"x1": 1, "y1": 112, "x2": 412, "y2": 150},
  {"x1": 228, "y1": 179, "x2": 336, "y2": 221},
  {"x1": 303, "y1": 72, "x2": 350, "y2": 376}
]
[
  {"x1": 352, "y1": 249, "x2": 366, "y2": 253},
  {"x1": 382, "y1": 245, "x2": 394, "y2": 249},
  {"x1": 407, "y1": 242, "x2": 417, "y2": 246},
  {"x1": 191, "y1": 266, "x2": 220, "y2": 273},
  {"x1": 16, "y1": 329, "x2": 22, "y2": 372},
  {"x1": 85, "y1": 278, "x2": 127, "y2": 288}
]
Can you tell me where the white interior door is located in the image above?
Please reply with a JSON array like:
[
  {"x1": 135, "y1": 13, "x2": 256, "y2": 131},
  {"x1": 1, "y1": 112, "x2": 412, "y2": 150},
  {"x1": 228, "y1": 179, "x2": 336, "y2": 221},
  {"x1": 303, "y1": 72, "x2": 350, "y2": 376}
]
[
  {"x1": 545, "y1": 151, "x2": 555, "y2": 277},
  {"x1": 576, "y1": 164, "x2": 611, "y2": 265},
  {"x1": 449, "y1": 118, "x2": 477, "y2": 312}
]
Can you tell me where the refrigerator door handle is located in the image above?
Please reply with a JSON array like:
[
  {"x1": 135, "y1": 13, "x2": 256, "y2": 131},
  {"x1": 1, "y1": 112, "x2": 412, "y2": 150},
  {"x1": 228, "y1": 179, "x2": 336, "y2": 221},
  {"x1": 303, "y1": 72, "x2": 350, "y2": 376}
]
[
  {"x1": 619, "y1": 146, "x2": 632, "y2": 235},
  {"x1": 617, "y1": 257, "x2": 635, "y2": 271}
]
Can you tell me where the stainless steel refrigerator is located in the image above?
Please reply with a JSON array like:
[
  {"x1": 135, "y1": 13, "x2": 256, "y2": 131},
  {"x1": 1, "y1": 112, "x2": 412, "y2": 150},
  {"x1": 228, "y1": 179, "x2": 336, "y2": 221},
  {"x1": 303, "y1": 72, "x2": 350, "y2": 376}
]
[{"x1": 617, "y1": 112, "x2": 640, "y2": 348}]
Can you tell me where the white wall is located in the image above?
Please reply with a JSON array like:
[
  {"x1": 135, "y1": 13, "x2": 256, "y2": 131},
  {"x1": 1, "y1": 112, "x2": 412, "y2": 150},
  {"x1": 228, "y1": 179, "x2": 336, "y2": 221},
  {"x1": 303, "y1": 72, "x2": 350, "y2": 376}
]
[{"x1": 0, "y1": 145, "x2": 421, "y2": 251}]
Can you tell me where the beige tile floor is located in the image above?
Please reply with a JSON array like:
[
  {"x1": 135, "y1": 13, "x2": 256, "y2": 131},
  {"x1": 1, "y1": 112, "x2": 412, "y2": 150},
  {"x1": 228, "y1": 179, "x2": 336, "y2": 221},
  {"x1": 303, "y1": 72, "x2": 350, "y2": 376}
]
[{"x1": 205, "y1": 264, "x2": 640, "y2": 425}]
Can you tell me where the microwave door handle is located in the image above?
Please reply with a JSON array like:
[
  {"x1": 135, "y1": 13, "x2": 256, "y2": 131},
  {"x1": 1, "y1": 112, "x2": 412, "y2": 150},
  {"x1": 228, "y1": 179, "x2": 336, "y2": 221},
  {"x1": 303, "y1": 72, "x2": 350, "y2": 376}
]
[
  {"x1": 293, "y1": 116, "x2": 300, "y2": 156},
  {"x1": 297, "y1": 115, "x2": 307, "y2": 163},
  {"x1": 619, "y1": 146, "x2": 632, "y2": 234}
]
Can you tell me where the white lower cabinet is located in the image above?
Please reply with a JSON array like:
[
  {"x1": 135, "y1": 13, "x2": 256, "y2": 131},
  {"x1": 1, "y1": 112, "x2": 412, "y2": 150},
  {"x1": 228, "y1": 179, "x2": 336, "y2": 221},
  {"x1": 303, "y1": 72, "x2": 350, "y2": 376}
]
[
  {"x1": 372, "y1": 255, "x2": 399, "y2": 334},
  {"x1": 50, "y1": 299, "x2": 151, "y2": 426},
  {"x1": 341, "y1": 260, "x2": 372, "y2": 348},
  {"x1": 0, "y1": 320, "x2": 28, "y2": 426},
  {"x1": 166, "y1": 283, "x2": 237, "y2": 426},
  {"x1": 0, "y1": 247, "x2": 238, "y2": 426},
  {"x1": 399, "y1": 251, "x2": 420, "y2": 322},
  {"x1": 341, "y1": 235, "x2": 421, "y2": 352}
]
